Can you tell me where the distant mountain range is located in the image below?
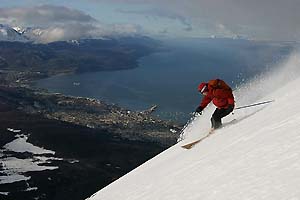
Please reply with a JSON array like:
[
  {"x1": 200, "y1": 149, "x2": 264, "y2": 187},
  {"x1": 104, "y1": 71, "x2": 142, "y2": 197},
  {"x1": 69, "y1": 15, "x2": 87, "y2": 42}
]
[
  {"x1": 0, "y1": 24, "x2": 28, "y2": 42},
  {"x1": 0, "y1": 24, "x2": 55, "y2": 43},
  {"x1": 0, "y1": 29, "x2": 162, "y2": 82},
  {"x1": 0, "y1": 24, "x2": 143, "y2": 43}
]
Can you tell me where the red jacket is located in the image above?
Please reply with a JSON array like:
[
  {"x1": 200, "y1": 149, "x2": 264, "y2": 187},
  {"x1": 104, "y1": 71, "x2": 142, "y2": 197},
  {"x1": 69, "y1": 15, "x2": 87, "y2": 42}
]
[{"x1": 200, "y1": 79, "x2": 235, "y2": 109}]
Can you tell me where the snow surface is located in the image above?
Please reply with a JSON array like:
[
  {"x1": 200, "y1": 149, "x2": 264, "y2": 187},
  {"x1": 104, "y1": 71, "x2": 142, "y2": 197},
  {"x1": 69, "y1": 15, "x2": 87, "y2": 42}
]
[
  {"x1": 87, "y1": 51, "x2": 300, "y2": 200},
  {"x1": 0, "y1": 157, "x2": 58, "y2": 184},
  {"x1": 4, "y1": 134, "x2": 55, "y2": 155},
  {"x1": 0, "y1": 134, "x2": 60, "y2": 184}
]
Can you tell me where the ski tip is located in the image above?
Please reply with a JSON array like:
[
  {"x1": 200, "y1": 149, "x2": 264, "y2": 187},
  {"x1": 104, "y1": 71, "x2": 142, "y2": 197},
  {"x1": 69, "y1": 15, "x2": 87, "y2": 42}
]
[
  {"x1": 181, "y1": 139, "x2": 202, "y2": 149},
  {"x1": 181, "y1": 145, "x2": 193, "y2": 149}
]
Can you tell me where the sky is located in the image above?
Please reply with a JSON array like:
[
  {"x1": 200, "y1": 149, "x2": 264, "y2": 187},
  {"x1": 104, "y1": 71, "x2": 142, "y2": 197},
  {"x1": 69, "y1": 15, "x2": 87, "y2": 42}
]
[{"x1": 0, "y1": 0, "x2": 300, "y2": 41}]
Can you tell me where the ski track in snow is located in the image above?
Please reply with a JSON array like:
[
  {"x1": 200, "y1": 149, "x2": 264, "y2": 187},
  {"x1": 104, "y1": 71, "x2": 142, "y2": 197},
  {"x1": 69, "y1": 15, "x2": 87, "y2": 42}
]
[{"x1": 87, "y1": 52, "x2": 300, "y2": 200}]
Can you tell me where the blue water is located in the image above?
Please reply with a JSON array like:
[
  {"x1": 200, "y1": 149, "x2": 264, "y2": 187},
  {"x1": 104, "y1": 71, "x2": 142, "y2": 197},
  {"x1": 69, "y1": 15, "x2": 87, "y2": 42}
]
[{"x1": 35, "y1": 38, "x2": 293, "y2": 123}]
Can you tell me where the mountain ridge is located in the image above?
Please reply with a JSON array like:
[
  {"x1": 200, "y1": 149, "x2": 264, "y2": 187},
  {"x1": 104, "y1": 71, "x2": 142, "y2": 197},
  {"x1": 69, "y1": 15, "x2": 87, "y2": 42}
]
[{"x1": 0, "y1": 24, "x2": 28, "y2": 42}]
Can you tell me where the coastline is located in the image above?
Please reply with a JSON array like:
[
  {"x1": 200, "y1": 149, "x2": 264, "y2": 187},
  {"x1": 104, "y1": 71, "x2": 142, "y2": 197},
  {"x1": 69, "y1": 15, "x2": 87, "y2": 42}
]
[{"x1": 0, "y1": 38, "x2": 181, "y2": 200}]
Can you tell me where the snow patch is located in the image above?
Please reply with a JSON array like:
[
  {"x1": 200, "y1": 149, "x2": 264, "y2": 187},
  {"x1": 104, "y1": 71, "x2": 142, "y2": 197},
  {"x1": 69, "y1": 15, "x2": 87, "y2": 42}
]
[
  {"x1": 23, "y1": 187, "x2": 38, "y2": 192},
  {"x1": 4, "y1": 134, "x2": 55, "y2": 155},
  {"x1": 0, "y1": 134, "x2": 60, "y2": 184},
  {"x1": 0, "y1": 156, "x2": 58, "y2": 184},
  {"x1": 0, "y1": 174, "x2": 30, "y2": 184},
  {"x1": 7, "y1": 128, "x2": 21, "y2": 133}
]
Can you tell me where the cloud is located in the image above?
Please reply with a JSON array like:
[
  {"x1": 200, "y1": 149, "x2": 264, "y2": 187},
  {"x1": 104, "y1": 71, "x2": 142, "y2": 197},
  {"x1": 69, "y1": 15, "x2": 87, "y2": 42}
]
[
  {"x1": 0, "y1": 5, "x2": 143, "y2": 43},
  {"x1": 179, "y1": 0, "x2": 300, "y2": 40},
  {"x1": 118, "y1": 8, "x2": 193, "y2": 32},
  {"x1": 0, "y1": 5, "x2": 96, "y2": 27},
  {"x1": 107, "y1": 23, "x2": 143, "y2": 35},
  {"x1": 93, "y1": 0, "x2": 300, "y2": 40},
  {"x1": 24, "y1": 23, "x2": 96, "y2": 43},
  {"x1": 23, "y1": 23, "x2": 142, "y2": 43},
  {"x1": 2, "y1": 1, "x2": 300, "y2": 40}
]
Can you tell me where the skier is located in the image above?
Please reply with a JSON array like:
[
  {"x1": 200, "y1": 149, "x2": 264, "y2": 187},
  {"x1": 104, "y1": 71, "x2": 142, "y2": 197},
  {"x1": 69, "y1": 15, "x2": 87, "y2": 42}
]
[{"x1": 196, "y1": 79, "x2": 235, "y2": 132}]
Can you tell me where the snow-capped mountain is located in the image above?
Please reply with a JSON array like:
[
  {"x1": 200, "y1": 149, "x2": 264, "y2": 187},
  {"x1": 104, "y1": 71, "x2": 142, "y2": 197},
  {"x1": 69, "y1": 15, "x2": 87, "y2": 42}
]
[
  {"x1": 21, "y1": 27, "x2": 45, "y2": 42},
  {"x1": 0, "y1": 24, "x2": 28, "y2": 42},
  {"x1": 11, "y1": 25, "x2": 53, "y2": 42},
  {"x1": 3, "y1": 25, "x2": 52, "y2": 42},
  {"x1": 87, "y1": 52, "x2": 300, "y2": 200},
  {"x1": 12, "y1": 26, "x2": 26, "y2": 34},
  {"x1": 0, "y1": 24, "x2": 139, "y2": 43}
]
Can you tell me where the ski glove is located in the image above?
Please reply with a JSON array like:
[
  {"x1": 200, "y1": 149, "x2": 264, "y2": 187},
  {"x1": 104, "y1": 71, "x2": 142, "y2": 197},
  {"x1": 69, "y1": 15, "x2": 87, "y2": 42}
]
[{"x1": 195, "y1": 106, "x2": 203, "y2": 114}]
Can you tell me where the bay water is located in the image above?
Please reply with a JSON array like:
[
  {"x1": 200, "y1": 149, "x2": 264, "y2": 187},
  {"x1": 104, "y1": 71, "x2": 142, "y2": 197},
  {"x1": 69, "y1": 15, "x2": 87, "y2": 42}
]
[{"x1": 35, "y1": 38, "x2": 293, "y2": 123}]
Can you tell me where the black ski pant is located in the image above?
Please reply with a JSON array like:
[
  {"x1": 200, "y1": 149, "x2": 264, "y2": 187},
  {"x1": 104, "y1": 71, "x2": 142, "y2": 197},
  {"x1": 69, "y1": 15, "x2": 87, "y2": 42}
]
[{"x1": 211, "y1": 105, "x2": 234, "y2": 129}]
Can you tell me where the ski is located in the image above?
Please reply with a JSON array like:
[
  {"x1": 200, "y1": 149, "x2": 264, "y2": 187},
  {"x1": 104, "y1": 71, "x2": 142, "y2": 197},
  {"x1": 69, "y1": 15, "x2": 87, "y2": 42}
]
[
  {"x1": 181, "y1": 137, "x2": 205, "y2": 149},
  {"x1": 181, "y1": 119, "x2": 237, "y2": 149},
  {"x1": 181, "y1": 130, "x2": 214, "y2": 149}
]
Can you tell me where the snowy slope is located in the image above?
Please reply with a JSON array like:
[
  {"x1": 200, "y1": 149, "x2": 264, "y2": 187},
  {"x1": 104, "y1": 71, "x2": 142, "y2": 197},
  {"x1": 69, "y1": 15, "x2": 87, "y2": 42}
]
[{"x1": 87, "y1": 52, "x2": 300, "y2": 200}]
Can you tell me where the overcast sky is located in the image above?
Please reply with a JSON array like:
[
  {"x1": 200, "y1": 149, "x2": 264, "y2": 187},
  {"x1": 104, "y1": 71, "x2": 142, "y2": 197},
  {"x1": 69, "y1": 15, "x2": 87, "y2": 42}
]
[{"x1": 1, "y1": 0, "x2": 299, "y2": 41}]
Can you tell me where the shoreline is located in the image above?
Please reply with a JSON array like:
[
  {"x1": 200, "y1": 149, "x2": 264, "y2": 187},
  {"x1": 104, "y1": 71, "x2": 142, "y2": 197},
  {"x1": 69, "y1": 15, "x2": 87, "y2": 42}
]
[
  {"x1": 0, "y1": 38, "x2": 182, "y2": 200},
  {"x1": 0, "y1": 38, "x2": 181, "y2": 145}
]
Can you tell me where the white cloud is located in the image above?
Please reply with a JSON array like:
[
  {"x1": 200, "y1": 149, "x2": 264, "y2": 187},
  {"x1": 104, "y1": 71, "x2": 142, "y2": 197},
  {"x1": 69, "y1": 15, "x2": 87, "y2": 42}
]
[
  {"x1": 23, "y1": 23, "x2": 142, "y2": 43},
  {"x1": 110, "y1": 24, "x2": 143, "y2": 35},
  {"x1": 27, "y1": 24, "x2": 94, "y2": 43},
  {"x1": 0, "y1": 5, "x2": 96, "y2": 27},
  {"x1": 117, "y1": 8, "x2": 193, "y2": 32},
  {"x1": 0, "y1": 5, "x2": 143, "y2": 43},
  {"x1": 94, "y1": 0, "x2": 300, "y2": 40},
  {"x1": 3, "y1": 1, "x2": 300, "y2": 40}
]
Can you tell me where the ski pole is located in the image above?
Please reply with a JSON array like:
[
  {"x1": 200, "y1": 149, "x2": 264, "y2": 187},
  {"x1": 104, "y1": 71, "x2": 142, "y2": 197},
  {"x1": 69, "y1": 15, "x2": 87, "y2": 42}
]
[{"x1": 234, "y1": 100, "x2": 274, "y2": 110}]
